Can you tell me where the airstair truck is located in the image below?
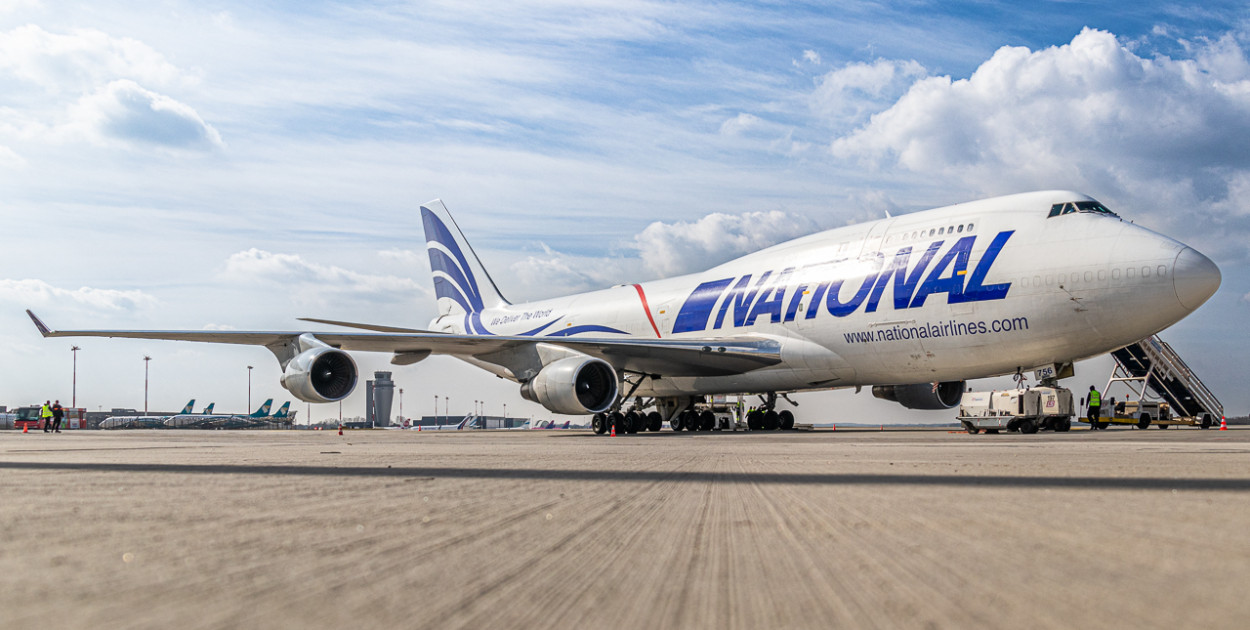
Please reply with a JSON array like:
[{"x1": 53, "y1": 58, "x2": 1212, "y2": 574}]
[{"x1": 958, "y1": 387, "x2": 1074, "y2": 434}]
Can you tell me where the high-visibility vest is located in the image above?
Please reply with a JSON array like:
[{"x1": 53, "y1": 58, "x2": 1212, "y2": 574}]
[
  {"x1": 40, "y1": 405, "x2": 52, "y2": 418},
  {"x1": 1089, "y1": 390, "x2": 1101, "y2": 406}
]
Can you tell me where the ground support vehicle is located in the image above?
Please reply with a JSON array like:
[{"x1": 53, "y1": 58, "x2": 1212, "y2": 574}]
[{"x1": 957, "y1": 386, "x2": 1074, "y2": 434}]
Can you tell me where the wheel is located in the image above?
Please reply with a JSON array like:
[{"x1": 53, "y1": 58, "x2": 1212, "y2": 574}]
[
  {"x1": 778, "y1": 410, "x2": 795, "y2": 431},
  {"x1": 1054, "y1": 418, "x2": 1071, "y2": 432},
  {"x1": 670, "y1": 413, "x2": 684, "y2": 432},
  {"x1": 591, "y1": 413, "x2": 607, "y2": 435},
  {"x1": 699, "y1": 410, "x2": 715, "y2": 431},
  {"x1": 1201, "y1": 414, "x2": 1213, "y2": 429},
  {"x1": 962, "y1": 422, "x2": 980, "y2": 435},
  {"x1": 609, "y1": 412, "x2": 625, "y2": 434},
  {"x1": 647, "y1": 412, "x2": 662, "y2": 432},
  {"x1": 685, "y1": 410, "x2": 699, "y2": 432},
  {"x1": 763, "y1": 410, "x2": 780, "y2": 431},
  {"x1": 747, "y1": 410, "x2": 763, "y2": 431},
  {"x1": 1019, "y1": 419, "x2": 1039, "y2": 434},
  {"x1": 1157, "y1": 423, "x2": 1170, "y2": 429},
  {"x1": 985, "y1": 429, "x2": 1000, "y2": 434},
  {"x1": 1137, "y1": 414, "x2": 1151, "y2": 430},
  {"x1": 624, "y1": 411, "x2": 641, "y2": 434},
  {"x1": 1095, "y1": 421, "x2": 1109, "y2": 430}
]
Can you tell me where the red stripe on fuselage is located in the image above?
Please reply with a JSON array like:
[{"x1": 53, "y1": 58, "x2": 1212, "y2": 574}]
[{"x1": 632, "y1": 284, "x2": 663, "y2": 338}]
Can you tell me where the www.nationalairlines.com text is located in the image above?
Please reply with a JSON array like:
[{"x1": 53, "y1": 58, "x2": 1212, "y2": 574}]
[{"x1": 843, "y1": 317, "x2": 1030, "y2": 344}]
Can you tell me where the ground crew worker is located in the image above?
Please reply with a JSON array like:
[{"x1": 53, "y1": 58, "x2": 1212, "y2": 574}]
[
  {"x1": 40, "y1": 401, "x2": 53, "y2": 433},
  {"x1": 51, "y1": 400, "x2": 64, "y2": 433},
  {"x1": 1087, "y1": 386, "x2": 1102, "y2": 430}
]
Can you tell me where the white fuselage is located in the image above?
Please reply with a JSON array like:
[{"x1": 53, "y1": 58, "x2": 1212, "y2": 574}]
[{"x1": 431, "y1": 191, "x2": 1217, "y2": 396}]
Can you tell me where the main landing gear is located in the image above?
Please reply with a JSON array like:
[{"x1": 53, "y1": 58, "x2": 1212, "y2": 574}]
[{"x1": 591, "y1": 391, "x2": 797, "y2": 435}]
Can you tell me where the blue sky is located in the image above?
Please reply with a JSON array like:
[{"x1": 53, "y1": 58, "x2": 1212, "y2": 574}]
[{"x1": 2, "y1": 1, "x2": 1248, "y2": 422}]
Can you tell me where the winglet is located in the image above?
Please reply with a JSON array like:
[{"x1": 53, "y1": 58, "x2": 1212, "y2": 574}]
[{"x1": 26, "y1": 310, "x2": 52, "y2": 337}]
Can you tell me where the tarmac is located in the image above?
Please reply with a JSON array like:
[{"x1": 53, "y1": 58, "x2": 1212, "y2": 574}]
[{"x1": 2, "y1": 426, "x2": 1248, "y2": 630}]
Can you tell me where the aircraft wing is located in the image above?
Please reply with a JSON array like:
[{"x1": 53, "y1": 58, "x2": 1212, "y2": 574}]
[{"x1": 27, "y1": 310, "x2": 781, "y2": 377}]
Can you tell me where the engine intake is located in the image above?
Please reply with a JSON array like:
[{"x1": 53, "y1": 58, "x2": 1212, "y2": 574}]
[
  {"x1": 281, "y1": 347, "x2": 358, "y2": 403},
  {"x1": 872, "y1": 381, "x2": 965, "y2": 410},
  {"x1": 520, "y1": 356, "x2": 618, "y2": 415}
]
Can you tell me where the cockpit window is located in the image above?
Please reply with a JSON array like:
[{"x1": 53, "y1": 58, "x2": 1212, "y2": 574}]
[{"x1": 1047, "y1": 201, "x2": 1119, "y2": 218}]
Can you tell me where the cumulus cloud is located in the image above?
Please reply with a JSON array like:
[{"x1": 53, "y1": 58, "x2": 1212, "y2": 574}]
[
  {"x1": 633, "y1": 210, "x2": 822, "y2": 277},
  {"x1": 827, "y1": 28, "x2": 1250, "y2": 241},
  {"x1": 509, "y1": 243, "x2": 629, "y2": 297},
  {"x1": 0, "y1": 278, "x2": 157, "y2": 311},
  {"x1": 811, "y1": 58, "x2": 926, "y2": 129},
  {"x1": 223, "y1": 249, "x2": 428, "y2": 299},
  {"x1": 65, "y1": 79, "x2": 223, "y2": 150},
  {"x1": 0, "y1": 25, "x2": 183, "y2": 93}
]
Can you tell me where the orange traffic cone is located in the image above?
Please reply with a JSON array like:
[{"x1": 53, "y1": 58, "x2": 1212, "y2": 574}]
[
  {"x1": 832, "y1": 424, "x2": 836, "y2": 432},
  {"x1": 22, "y1": 424, "x2": 28, "y2": 434},
  {"x1": 610, "y1": 423, "x2": 616, "y2": 437},
  {"x1": 417, "y1": 424, "x2": 422, "y2": 431},
  {"x1": 1220, "y1": 417, "x2": 1227, "y2": 431},
  {"x1": 338, "y1": 425, "x2": 343, "y2": 436}
]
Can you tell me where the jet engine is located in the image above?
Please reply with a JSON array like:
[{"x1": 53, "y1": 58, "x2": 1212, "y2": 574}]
[
  {"x1": 520, "y1": 356, "x2": 618, "y2": 415},
  {"x1": 871, "y1": 381, "x2": 965, "y2": 410},
  {"x1": 280, "y1": 347, "x2": 358, "y2": 403}
]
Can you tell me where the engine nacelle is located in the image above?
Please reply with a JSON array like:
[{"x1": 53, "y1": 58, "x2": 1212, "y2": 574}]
[
  {"x1": 871, "y1": 381, "x2": 965, "y2": 410},
  {"x1": 519, "y1": 356, "x2": 618, "y2": 415},
  {"x1": 280, "y1": 347, "x2": 358, "y2": 403}
]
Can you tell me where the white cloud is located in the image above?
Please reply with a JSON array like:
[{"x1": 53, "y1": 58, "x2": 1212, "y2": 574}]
[
  {"x1": 827, "y1": 28, "x2": 1250, "y2": 245},
  {"x1": 0, "y1": 144, "x2": 24, "y2": 168},
  {"x1": 633, "y1": 210, "x2": 822, "y2": 277},
  {"x1": 0, "y1": 278, "x2": 157, "y2": 311},
  {"x1": 65, "y1": 79, "x2": 223, "y2": 150},
  {"x1": 223, "y1": 249, "x2": 428, "y2": 300},
  {"x1": 0, "y1": 25, "x2": 183, "y2": 93},
  {"x1": 508, "y1": 243, "x2": 631, "y2": 297},
  {"x1": 811, "y1": 58, "x2": 926, "y2": 128},
  {"x1": 803, "y1": 49, "x2": 822, "y2": 65}
]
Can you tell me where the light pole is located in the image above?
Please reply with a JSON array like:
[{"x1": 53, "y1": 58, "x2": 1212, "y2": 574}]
[
  {"x1": 71, "y1": 345, "x2": 80, "y2": 408},
  {"x1": 247, "y1": 365, "x2": 253, "y2": 411},
  {"x1": 399, "y1": 388, "x2": 404, "y2": 425},
  {"x1": 143, "y1": 355, "x2": 151, "y2": 416}
]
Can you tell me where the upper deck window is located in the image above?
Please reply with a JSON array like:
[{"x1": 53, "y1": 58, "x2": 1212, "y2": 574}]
[{"x1": 1047, "y1": 201, "x2": 1119, "y2": 218}]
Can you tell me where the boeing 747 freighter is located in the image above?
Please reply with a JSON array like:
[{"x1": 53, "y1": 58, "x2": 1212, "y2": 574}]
[{"x1": 29, "y1": 191, "x2": 1220, "y2": 433}]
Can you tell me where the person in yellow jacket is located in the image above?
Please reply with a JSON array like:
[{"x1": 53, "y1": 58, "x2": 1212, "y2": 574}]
[
  {"x1": 1087, "y1": 386, "x2": 1103, "y2": 430},
  {"x1": 40, "y1": 401, "x2": 53, "y2": 433}
]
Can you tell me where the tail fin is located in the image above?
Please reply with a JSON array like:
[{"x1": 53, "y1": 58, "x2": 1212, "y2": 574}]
[
  {"x1": 272, "y1": 402, "x2": 291, "y2": 418},
  {"x1": 202, "y1": 403, "x2": 214, "y2": 414},
  {"x1": 251, "y1": 398, "x2": 273, "y2": 417},
  {"x1": 180, "y1": 399, "x2": 195, "y2": 414},
  {"x1": 420, "y1": 200, "x2": 510, "y2": 333}
]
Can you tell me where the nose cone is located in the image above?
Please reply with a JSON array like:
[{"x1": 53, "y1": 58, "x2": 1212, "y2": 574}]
[{"x1": 1173, "y1": 247, "x2": 1221, "y2": 311}]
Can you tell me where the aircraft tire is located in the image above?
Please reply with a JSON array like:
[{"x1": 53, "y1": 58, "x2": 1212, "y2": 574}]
[
  {"x1": 592, "y1": 414, "x2": 607, "y2": 435},
  {"x1": 624, "y1": 411, "x2": 640, "y2": 434},
  {"x1": 686, "y1": 410, "x2": 699, "y2": 431},
  {"x1": 778, "y1": 410, "x2": 795, "y2": 431},
  {"x1": 647, "y1": 412, "x2": 662, "y2": 432},
  {"x1": 698, "y1": 410, "x2": 715, "y2": 431},
  {"x1": 609, "y1": 412, "x2": 625, "y2": 434},
  {"x1": 763, "y1": 410, "x2": 779, "y2": 431},
  {"x1": 747, "y1": 410, "x2": 763, "y2": 431},
  {"x1": 670, "y1": 413, "x2": 684, "y2": 432}
]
